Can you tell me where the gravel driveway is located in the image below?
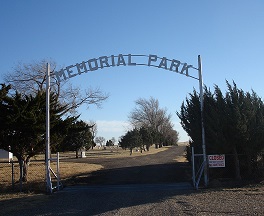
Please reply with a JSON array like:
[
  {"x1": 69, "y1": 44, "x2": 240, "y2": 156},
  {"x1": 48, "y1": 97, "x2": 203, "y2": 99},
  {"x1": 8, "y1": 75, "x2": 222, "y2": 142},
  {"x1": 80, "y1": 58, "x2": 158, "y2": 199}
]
[{"x1": 1, "y1": 145, "x2": 263, "y2": 215}]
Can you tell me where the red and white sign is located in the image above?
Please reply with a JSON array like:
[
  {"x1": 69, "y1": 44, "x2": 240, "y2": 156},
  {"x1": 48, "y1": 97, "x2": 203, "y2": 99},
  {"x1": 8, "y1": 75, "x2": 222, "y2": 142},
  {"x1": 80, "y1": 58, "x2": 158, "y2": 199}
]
[{"x1": 208, "y1": 155, "x2": 225, "y2": 168}]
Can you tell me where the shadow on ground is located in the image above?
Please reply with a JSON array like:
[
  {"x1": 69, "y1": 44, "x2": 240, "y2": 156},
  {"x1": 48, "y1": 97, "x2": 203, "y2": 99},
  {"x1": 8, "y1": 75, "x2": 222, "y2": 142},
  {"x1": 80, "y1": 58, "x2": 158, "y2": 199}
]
[
  {"x1": 0, "y1": 182, "x2": 196, "y2": 216},
  {"x1": 69, "y1": 162, "x2": 192, "y2": 185}
]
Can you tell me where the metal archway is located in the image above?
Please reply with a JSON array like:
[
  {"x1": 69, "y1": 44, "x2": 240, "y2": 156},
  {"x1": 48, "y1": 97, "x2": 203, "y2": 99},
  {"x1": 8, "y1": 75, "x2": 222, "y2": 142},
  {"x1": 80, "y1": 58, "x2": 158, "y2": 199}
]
[{"x1": 46, "y1": 54, "x2": 207, "y2": 193}]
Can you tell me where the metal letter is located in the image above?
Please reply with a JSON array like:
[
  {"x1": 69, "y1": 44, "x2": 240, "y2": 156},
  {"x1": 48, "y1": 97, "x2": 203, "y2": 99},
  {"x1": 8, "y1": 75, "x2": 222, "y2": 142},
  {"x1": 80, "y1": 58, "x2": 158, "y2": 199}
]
[
  {"x1": 54, "y1": 69, "x2": 67, "y2": 82},
  {"x1": 76, "y1": 61, "x2": 88, "y2": 74},
  {"x1": 128, "y1": 54, "x2": 136, "y2": 66},
  {"x1": 148, "y1": 54, "x2": 157, "y2": 66},
  {"x1": 99, "y1": 56, "x2": 110, "y2": 69},
  {"x1": 88, "y1": 58, "x2": 99, "y2": 71},
  {"x1": 111, "y1": 55, "x2": 115, "y2": 66},
  {"x1": 158, "y1": 57, "x2": 168, "y2": 69},
  {"x1": 169, "y1": 59, "x2": 181, "y2": 72},
  {"x1": 66, "y1": 65, "x2": 77, "y2": 78},
  {"x1": 117, "y1": 54, "x2": 126, "y2": 66},
  {"x1": 180, "y1": 63, "x2": 193, "y2": 76}
]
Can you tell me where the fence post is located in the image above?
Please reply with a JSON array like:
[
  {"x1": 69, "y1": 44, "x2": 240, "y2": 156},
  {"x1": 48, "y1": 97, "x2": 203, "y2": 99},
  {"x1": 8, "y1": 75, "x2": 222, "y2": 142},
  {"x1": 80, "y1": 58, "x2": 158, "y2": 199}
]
[
  {"x1": 57, "y1": 152, "x2": 60, "y2": 190},
  {"x1": 11, "y1": 160, "x2": 14, "y2": 191},
  {"x1": 19, "y1": 161, "x2": 23, "y2": 192},
  {"x1": 192, "y1": 147, "x2": 195, "y2": 187}
]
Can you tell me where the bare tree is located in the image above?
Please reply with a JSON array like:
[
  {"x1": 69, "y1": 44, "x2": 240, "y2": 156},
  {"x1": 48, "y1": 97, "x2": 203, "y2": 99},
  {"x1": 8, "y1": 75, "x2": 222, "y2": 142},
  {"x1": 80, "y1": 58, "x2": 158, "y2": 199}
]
[
  {"x1": 128, "y1": 97, "x2": 178, "y2": 145},
  {"x1": 4, "y1": 59, "x2": 109, "y2": 114},
  {"x1": 111, "y1": 137, "x2": 116, "y2": 145},
  {"x1": 86, "y1": 120, "x2": 97, "y2": 149},
  {"x1": 87, "y1": 120, "x2": 97, "y2": 138},
  {"x1": 129, "y1": 97, "x2": 172, "y2": 131},
  {"x1": 95, "y1": 136, "x2": 105, "y2": 148}
]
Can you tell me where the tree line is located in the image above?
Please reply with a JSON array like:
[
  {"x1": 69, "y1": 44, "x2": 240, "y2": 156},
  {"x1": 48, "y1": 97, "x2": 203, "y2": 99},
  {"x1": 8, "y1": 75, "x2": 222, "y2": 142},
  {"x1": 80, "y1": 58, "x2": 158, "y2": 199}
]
[
  {"x1": 178, "y1": 81, "x2": 264, "y2": 180},
  {"x1": 119, "y1": 97, "x2": 179, "y2": 154}
]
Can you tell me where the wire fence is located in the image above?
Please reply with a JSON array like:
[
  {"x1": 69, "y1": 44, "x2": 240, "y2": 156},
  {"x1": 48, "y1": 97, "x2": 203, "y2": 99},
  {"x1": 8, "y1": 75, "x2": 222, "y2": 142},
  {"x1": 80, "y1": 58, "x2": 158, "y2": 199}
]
[
  {"x1": 1, "y1": 150, "x2": 264, "y2": 192},
  {"x1": 0, "y1": 160, "x2": 61, "y2": 193}
]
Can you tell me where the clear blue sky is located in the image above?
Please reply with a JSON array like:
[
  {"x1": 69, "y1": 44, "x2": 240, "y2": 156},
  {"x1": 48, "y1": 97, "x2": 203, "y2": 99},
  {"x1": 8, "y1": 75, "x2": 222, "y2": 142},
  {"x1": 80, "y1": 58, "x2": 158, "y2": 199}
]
[{"x1": 1, "y1": 0, "x2": 264, "y2": 142}]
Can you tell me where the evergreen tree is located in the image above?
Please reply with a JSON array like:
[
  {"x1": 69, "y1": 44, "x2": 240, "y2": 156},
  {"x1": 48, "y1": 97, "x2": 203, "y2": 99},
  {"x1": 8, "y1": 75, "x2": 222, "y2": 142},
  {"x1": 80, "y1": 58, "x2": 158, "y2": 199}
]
[
  {"x1": 106, "y1": 140, "x2": 114, "y2": 147},
  {"x1": 139, "y1": 127, "x2": 153, "y2": 151},
  {"x1": 61, "y1": 120, "x2": 94, "y2": 158},
  {"x1": 177, "y1": 81, "x2": 264, "y2": 180},
  {"x1": 119, "y1": 128, "x2": 143, "y2": 154},
  {"x1": 0, "y1": 85, "x2": 72, "y2": 181}
]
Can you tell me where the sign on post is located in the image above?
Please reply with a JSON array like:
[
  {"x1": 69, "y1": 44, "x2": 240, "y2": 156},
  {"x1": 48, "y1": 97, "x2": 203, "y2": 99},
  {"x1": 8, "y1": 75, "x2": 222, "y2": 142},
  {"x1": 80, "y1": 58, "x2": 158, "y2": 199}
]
[{"x1": 208, "y1": 155, "x2": 225, "y2": 168}]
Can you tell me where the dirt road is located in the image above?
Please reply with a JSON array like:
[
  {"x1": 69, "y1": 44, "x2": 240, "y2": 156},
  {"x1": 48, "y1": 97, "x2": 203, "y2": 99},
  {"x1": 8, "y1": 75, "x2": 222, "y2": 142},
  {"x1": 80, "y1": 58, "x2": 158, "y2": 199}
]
[{"x1": 69, "y1": 145, "x2": 192, "y2": 185}]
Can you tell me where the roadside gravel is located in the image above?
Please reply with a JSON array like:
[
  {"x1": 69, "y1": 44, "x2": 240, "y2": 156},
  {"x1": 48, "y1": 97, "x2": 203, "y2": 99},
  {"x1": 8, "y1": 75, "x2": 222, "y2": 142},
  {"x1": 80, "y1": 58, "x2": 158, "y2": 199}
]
[
  {"x1": 1, "y1": 184, "x2": 263, "y2": 215},
  {"x1": 1, "y1": 145, "x2": 263, "y2": 215}
]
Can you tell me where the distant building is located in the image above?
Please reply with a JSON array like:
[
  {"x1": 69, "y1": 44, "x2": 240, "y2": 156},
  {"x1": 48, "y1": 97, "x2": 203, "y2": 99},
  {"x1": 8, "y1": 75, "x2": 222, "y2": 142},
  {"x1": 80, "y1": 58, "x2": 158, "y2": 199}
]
[{"x1": 0, "y1": 149, "x2": 13, "y2": 162}]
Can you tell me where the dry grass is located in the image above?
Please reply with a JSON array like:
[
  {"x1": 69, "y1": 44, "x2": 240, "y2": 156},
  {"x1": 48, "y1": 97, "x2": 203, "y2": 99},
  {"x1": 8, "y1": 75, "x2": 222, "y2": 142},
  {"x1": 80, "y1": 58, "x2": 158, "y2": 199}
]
[
  {"x1": 26, "y1": 145, "x2": 171, "y2": 161},
  {"x1": 55, "y1": 162, "x2": 103, "y2": 177},
  {"x1": 173, "y1": 156, "x2": 187, "y2": 162},
  {"x1": 0, "y1": 146, "x2": 172, "y2": 200},
  {"x1": 0, "y1": 162, "x2": 102, "y2": 184},
  {"x1": 0, "y1": 146, "x2": 169, "y2": 183},
  {"x1": 82, "y1": 145, "x2": 171, "y2": 159},
  {"x1": 0, "y1": 162, "x2": 103, "y2": 201}
]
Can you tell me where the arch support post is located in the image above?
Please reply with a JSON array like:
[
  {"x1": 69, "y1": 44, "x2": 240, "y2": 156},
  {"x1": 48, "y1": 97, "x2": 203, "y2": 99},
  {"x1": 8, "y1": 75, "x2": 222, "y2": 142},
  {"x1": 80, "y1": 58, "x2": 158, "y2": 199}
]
[
  {"x1": 198, "y1": 55, "x2": 208, "y2": 187},
  {"x1": 46, "y1": 63, "x2": 52, "y2": 194}
]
